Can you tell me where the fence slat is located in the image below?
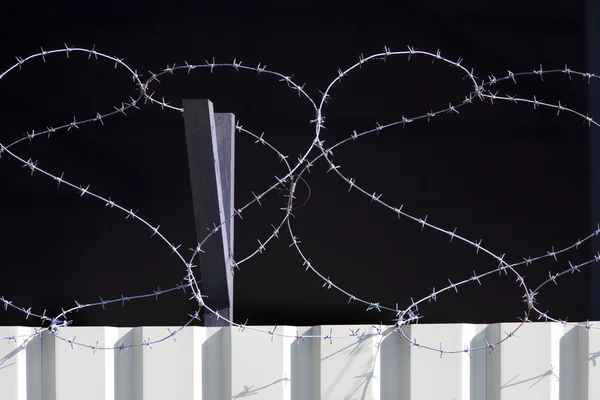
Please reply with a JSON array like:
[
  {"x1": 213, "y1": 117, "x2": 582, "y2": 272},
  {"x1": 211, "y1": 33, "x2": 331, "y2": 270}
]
[
  {"x1": 0, "y1": 327, "x2": 37, "y2": 400},
  {"x1": 229, "y1": 325, "x2": 295, "y2": 400},
  {"x1": 404, "y1": 323, "x2": 480, "y2": 400},
  {"x1": 580, "y1": 323, "x2": 600, "y2": 400},
  {"x1": 138, "y1": 326, "x2": 205, "y2": 400},
  {"x1": 48, "y1": 326, "x2": 120, "y2": 400},
  {"x1": 487, "y1": 322, "x2": 563, "y2": 400},
  {"x1": 316, "y1": 325, "x2": 382, "y2": 400},
  {"x1": 290, "y1": 326, "x2": 319, "y2": 400}
]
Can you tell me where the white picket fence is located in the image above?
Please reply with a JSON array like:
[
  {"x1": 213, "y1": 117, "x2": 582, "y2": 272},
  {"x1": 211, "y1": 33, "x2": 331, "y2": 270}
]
[{"x1": 0, "y1": 322, "x2": 599, "y2": 399}]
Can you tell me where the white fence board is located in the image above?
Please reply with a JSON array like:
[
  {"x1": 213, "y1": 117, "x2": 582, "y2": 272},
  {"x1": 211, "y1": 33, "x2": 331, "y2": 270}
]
[
  {"x1": 1, "y1": 323, "x2": 600, "y2": 399},
  {"x1": 229, "y1": 325, "x2": 295, "y2": 399},
  {"x1": 580, "y1": 323, "x2": 600, "y2": 400},
  {"x1": 317, "y1": 325, "x2": 382, "y2": 400},
  {"x1": 487, "y1": 323, "x2": 562, "y2": 400}
]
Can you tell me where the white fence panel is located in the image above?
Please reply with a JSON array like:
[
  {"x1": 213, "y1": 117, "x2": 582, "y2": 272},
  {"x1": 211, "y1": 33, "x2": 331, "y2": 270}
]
[
  {"x1": 229, "y1": 325, "x2": 295, "y2": 399},
  {"x1": 2, "y1": 323, "x2": 600, "y2": 399},
  {"x1": 403, "y1": 323, "x2": 484, "y2": 400},
  {"x1": 317, "y1": 324, "x2": 382, "y2": 399},
  {"x1": 487, "y1": 323, "x2": 562, "y2": 400}
]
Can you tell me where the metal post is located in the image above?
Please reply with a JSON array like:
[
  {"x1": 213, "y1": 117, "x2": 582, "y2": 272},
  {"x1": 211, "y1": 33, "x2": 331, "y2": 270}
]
[{"x1": 182, "y1": 99, "x2": 235, "y2": 326}]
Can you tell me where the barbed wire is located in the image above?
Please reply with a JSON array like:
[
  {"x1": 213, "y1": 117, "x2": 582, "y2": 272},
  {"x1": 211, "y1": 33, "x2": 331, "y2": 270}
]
[{"x1": 0, "y1": 44, "x2": 597, "y2": 356}]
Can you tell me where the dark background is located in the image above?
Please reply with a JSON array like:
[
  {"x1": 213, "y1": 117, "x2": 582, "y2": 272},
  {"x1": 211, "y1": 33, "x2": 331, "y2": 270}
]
[{"x1": 0, "y1": 1, "x2": 596, "y2": 328}]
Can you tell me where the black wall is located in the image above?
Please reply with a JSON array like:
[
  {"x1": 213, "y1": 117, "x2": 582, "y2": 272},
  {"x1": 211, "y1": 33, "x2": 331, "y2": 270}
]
[{"x1": 0, "y1": 0, "x2": 592, "y2": 328}]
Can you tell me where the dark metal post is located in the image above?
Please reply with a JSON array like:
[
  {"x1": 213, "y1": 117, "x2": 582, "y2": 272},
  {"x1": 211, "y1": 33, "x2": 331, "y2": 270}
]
[{"x1": 182, "y1": 99, "x2": 235, "y2": 326}]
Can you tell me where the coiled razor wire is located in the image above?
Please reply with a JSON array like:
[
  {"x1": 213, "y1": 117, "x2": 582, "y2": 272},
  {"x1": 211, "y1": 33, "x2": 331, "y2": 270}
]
[{"x1": 0, "y1": 44, "x2": 598, "y2": 356}]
